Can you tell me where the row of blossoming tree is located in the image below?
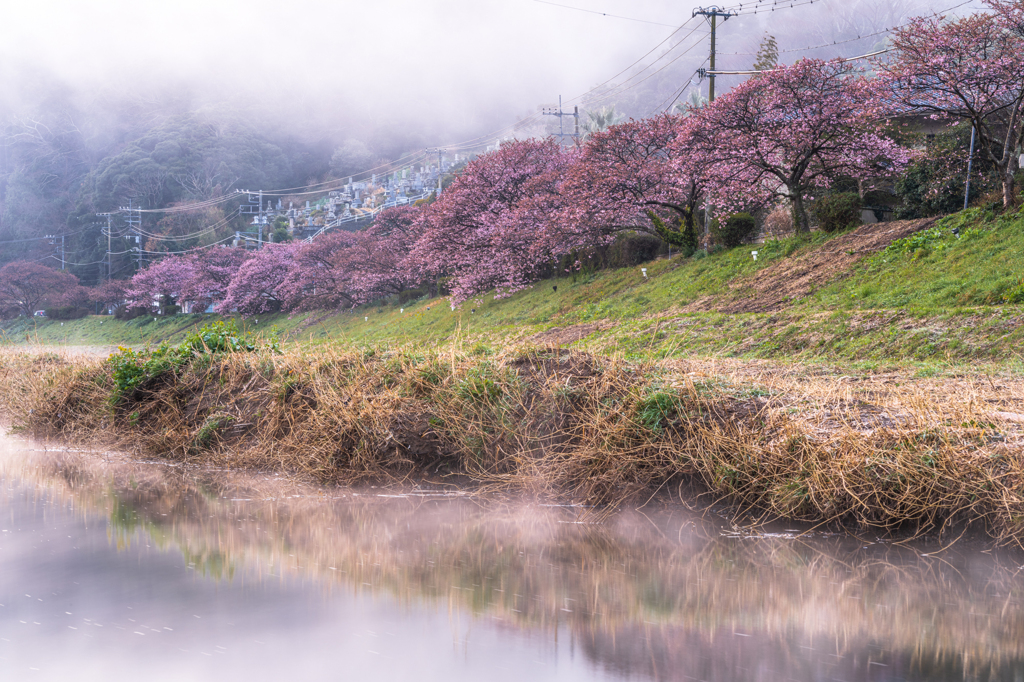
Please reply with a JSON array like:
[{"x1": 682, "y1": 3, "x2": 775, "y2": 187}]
[{"x1": 111, "y1": 1, "x2": 1021, "y2": 315}]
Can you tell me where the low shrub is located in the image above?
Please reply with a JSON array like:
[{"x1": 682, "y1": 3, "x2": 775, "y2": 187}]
[
  {"x1": 605, "y1": 233, "x2": 664, "y2": 267},
  {"x1": 711, "y1": 212, "x2": 757, "y2": 247},
  {"x1": 812, "y1": 193, "x2": 862, "y2": 233},
  {"x1": 44, "y1": 306, "x2": 89, "y2": 320},
  {"x1": 106, "y1": 320, "x2": 277, "y2": 403},
  {"x1": 397, "y1": 288, "x2": 429, "y2": 305}
]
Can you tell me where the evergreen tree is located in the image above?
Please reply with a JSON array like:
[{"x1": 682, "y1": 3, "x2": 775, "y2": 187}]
[{"x1": 753, "y1": 34, "x2": 779, "y2": 72}]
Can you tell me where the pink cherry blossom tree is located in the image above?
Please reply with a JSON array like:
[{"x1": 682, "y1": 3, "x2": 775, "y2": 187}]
[
  {"x1": 276, "y1": 231, "x2": 359, "y2": 313},
  {"x1": 877, "y1": 6, "x2": 1024, "y2": 207},
  {"x1": 127, "y1": 255, "x2": 196, "y2": 313},
  {"x1": 178, "y1": 247, "x2": 252, "y2": 313},
  {"x1": 90, "y1": 279, "x2": 132, "y2": 316},
  {"x1": 692, "y1": 58, "x2": 914, "y2": 233},
  {"x1": 0, "y1": 261, "x2": 80, "y2": 317},
  {"x1": 347, "y1": 205, "x2": 425, "y2": 302},
  {"x1": 217, "y1": 243, "x2": 300, "y2": 316},
  {"x1": 557, "y1": 114, "x2": 717, "y2": 256},
  {"x1": 408, "y1": 138, "x2": 574, "y2": 304}
]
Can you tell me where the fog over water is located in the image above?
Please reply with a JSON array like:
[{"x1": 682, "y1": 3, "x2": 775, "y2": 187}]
[{"x1": 1, "y1": 431, "x2": 1023, "y2": 681}]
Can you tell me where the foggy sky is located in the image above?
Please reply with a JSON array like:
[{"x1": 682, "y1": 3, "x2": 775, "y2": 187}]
[
  {"x1": 2, "y1": 1, "x2": 692, "y2": 138},
  {"x1": 1, "y1": 0, "x2": 987, "y2": 146}
]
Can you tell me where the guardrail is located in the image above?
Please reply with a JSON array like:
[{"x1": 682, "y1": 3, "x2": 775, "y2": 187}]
[{"x1": 304, "y1": 191, "x2": 431, "y2": 243}]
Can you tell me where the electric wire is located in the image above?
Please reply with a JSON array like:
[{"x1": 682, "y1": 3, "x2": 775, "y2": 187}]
[
  {"x1": 580, "y1": 29, "x2": 710, "y2": 113},
  {"x1": 656, "y1": 60, "x2": 710, "y2": 113},
  {"x1": 716, "y1": 0, "x2": 979, "y2": 55},
  {"x1": 0, "y1": 227, "x2": 88, "y2": 245},
  {"x1": 136, "y1": 234, "x2": 238, "y2": 255},
  {"x1": 439, "y1": 16, "x2": 706, "y2": 150},
  {"x1": 132, "y1": 207, "x2": 241, "y2": 241},
  {"x1": 258, "y1": 152, "x2": 431, "y2": 197},
  {"x1": 532, "y1": 0, "x2": 686, "y2": 28}
]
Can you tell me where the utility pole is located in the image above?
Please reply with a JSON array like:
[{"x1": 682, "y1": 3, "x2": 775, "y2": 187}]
[
  {"x1": 541, "y1": 96, "x2": 580, "y2": 144},
  {"x1": 237, "y1": 189, "x2": 264, "y2": 249},
  {"x1": 44, "y1": 234, "x2": 64, "y2": 269},
  {"x1": 426, "y1": 148, "x2": 446, "y2": 194},
  {"x1": 693, "y1": 7, "x2": 734, "y2": 102},
  {"x1": 118, "y1": 200, "x2": 143, "y2": 271},
  {"x1": 97, "y1": 213, "x2": 113, "y2": 281}
]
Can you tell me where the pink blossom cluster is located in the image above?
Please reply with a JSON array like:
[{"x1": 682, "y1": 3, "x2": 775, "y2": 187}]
[{"x1": 119, "y1": 6, "x2": 1022, "y2": 313}]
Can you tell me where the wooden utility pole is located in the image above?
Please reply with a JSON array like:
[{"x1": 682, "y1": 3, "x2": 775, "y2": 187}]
[
  {"x1": 97, "y1": 213, "x2": 113, "y2": 281},
  {"x1": 693, "y1": 7, "x2": 734, "y2": 102}
]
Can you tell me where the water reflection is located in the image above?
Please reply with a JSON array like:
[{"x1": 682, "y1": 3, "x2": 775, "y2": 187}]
[{"x1": 1, "y1": 431, "x2": 1023, "y2": 681}]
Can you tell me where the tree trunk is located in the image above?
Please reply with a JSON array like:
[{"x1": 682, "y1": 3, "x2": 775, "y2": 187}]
[
  {"x1": 1004, "y1": 168, "x2": 1019, "y2": 208},
  {"x1": 790, "y1": 193, "x2": 810, "y2": 234}
]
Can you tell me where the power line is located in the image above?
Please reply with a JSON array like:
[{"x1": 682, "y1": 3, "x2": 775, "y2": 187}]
[
  {"x1": 705, "y1": 48, "x2": 891, "y2": 75},
  {"x1": 716, "y1": 0, "x2": 979, "y2": 55},
  {"x1": 0, "y1": 228, "x2": 87, "y2": 245},
  {"x1": 718, "y1": 0, "x2": 824, "y2": 15},
  {"x1": 440, "y1": 17, "x2": 705, "y2": 151},
  {"x1": 133, "y1": 207, "x2": 241, "y2": 241},
  {"x1": 656, "y1": 60, "x2": 709, "y2": 113},
  {"x1": 532, "y1": 0, "x2": 687, "y2": 28},
  {"x1": 256, "y1": 152, "x2": 431, "y2": 197},
  {"x1": 137, "y1": 235, "x2": 237, "y2": 255}
]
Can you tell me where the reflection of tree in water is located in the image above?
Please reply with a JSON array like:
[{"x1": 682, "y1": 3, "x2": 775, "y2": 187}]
[
  {"x1": 108, "y1": 491, "x2": 235, "y2": 580},
  {"x1": 9, "y1": 447, "x2": 1024, "y2": 681}
]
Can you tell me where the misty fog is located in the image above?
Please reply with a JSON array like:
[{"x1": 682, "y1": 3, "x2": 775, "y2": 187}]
[{"x1": 0, "y1": 0, "x2": 985, "y2": 277}]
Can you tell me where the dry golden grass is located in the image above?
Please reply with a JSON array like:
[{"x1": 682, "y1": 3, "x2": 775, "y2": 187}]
[{"x1": 1, "y1": 341, "x2": 1022, "y2": 544}]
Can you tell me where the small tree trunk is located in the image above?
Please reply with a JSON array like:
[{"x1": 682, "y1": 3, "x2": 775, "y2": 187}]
[
  {"x1": 1004, "y1": 169, "x2": 1018, "y2": 208},
  {"x1": 790, "y1": 194, "x2": 810, "y2": 234}
]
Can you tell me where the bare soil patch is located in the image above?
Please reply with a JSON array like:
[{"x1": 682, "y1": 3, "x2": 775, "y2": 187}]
[
  {"x1": 691, "y1": 219, "x2": 937, "y2": 314},
  {"x1": 527, "y1": 322, "x2": 614, "y2": 346}
]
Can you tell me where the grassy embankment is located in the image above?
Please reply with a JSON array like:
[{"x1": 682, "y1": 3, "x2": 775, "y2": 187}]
[
  {"x1": 3, "y1": 207, "x2": 1024, "y2": 371},
  {"x1": 1, "y1": 207, "x2": 1023, "y2": 541}
]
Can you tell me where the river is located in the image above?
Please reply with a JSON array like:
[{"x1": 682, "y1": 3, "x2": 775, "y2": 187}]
[{"x1": 0, "y1": 430, "x2": 1021, "y2": 681}]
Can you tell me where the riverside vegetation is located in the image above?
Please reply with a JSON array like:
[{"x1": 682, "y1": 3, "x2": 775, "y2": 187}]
[{"x1": 1, "y1": 207, "x2": 1023, "y2": 543}]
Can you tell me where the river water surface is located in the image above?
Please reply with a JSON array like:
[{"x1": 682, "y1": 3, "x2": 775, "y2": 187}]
[{"x1": 1, "y1": 430, "x2": 1022, "y2": 681}]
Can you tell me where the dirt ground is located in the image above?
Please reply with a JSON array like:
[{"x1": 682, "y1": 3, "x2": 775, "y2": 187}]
[
  {"x1": 686, "y1": 218, "x2": 936, "y2": 314},
  {"x1": 527, "y1": 321, "x2": 614, "y2": 346}
]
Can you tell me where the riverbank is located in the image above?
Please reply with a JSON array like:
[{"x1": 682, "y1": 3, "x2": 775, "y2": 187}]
[
  {"x1": 2, "y1": 333, "x2": 1022, "y2": 544},
  {"x1": 4, "y1": 208, "x2": 1024, "y2": 371},
  {"x1": 2, "y1": 207, "x2": 1022, "y2": 541}
]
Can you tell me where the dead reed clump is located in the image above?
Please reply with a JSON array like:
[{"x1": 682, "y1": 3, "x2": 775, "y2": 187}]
[{"x1": 2, "y1": 342, "x2": 1023, "y2": 544}]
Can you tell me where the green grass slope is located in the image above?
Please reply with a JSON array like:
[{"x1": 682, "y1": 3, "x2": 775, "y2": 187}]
[{"x1": 3, "y1": 207, "x2": 1023, "y2": 370}]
